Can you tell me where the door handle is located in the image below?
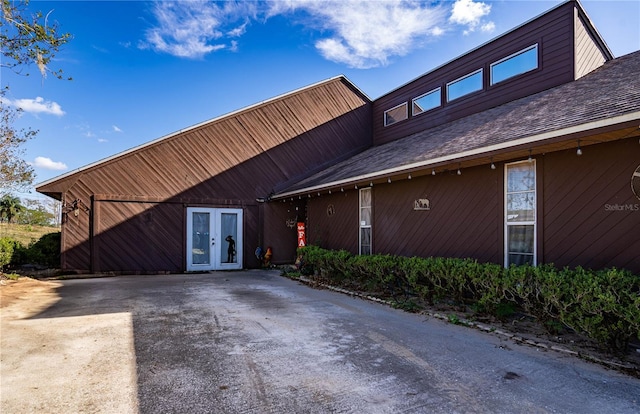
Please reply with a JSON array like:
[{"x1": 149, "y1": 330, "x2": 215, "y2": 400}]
[{"x1": 212, "y1": 238, "x2": 215, "y2": 245}]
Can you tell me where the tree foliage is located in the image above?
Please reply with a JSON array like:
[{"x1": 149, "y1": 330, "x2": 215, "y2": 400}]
[
  {"x1": 17, "y1": 198, "x2": 55, "y2": 226},
  {"x1": 0, "y1": 194, "x2": 25, "y2": 223},
  {"x1": 1, "y1": 0, "x2": 72, "y2": 79},
  {"x1": 1, "y1": 88, "x2": 36, "y2": 192},
  {"x1": 1, "y1": 0, "x2": 72, "y2": 192}
]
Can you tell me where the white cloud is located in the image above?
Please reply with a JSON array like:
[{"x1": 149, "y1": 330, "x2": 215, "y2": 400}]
[
  {"x1": 138, "y1": 0, "x2": 492, "y2": 68},
  {"x1": 9, "y1": 97, "x2": 65, "y2": 116},
  {"x1": 32, "y1": 157, "x2": 68, "y2": 171},
  {"x1": 449, "y1": 0, "x2": 493, "y2": 34},
  {"x1": 140, "y1": 1, "x2": 255, "y2": 58},
  {"x1": 274, "y1": 0, "x2": 448, "y2": 69},
  {"x1": 481, "y1": 21, "x2": 495, "y2": 32},
  {"x1": 98, "y1": 138, "x2": 109, "y2": 143},
  {"x1": 112, "y1": 125, "x2": 123, "y2": 133},
  {"x1": 227, "y1": 21, "x2": 249, "y2": 38}
]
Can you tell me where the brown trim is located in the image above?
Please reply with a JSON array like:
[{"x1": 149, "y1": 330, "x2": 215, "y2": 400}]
[
  {"x1": 92, "y1": 194, "x2": 256, "y2": 207},
  {"x1": 90, "y1": 195, "x2": 98, "y2": 273}
]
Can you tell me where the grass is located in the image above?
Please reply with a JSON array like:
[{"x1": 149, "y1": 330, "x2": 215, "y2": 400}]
[{"x1": 0, "y1": 223, "x2": 60, "y2": 247}]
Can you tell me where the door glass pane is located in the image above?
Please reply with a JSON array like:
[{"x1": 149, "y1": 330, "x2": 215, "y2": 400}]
[
  {"x1": 221, "y1": 213, "x2": 238, "y2": 263},
  {"x1": 507, "y1": 193, "x2": 535, "y2": 222},
  {"x1": 192, "y1": 212, "x2": 210, "y2": 265}
]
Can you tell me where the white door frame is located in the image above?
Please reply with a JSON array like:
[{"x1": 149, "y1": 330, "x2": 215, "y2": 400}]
[{"x1": 186, "y1": 207, "x2": 243, "y2": 271}]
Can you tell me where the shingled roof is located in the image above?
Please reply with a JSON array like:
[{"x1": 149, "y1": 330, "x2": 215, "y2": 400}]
[{"x1": 276, "y1": 50, "x2": 640, "y2": 198}]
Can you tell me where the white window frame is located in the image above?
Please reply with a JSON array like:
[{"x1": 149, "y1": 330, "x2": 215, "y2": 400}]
[
  {"x1": 490, "y1": 44, "x2": 539, "y2": 85},
  {"x1": 412, "y1": 87, "x2": 441, "y2": 116},
  {"x1": 504, "y1": 160, "x2": 537, "y2": 267},
  {"x1": 359, "y1": 187, "x2": 372, "y2": 255},
  {"x1": 384, "y1": 102, "x2": 408, "y2": 127},
  {"x1": 446, "y1": 68, "x2": 483, "y2": 102}
]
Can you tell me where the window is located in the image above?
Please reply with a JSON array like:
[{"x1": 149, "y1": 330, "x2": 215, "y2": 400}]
[
  {"x1": 491, "y1": 44, "x2": 538, "y2": 85},
  {"x1": 446, "y1": 69, "x2": 483, "y2": 102},
  {"x1": 359, "y1": 188, "x2": 372, "y2": 255},
  {"x1": 412, "y1": 88, "x2": 441, "y2": 116},
  {"x1": 384, "y1": 102, "x2": 408, "y2": 126},
  {"x1": 505, "y1": 160, "x2": 536, "y2": 266}
]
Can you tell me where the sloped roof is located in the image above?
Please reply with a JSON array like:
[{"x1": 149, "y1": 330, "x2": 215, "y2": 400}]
[
  {"x1": 276, "y1": 50, "x2": 640, "y2": 198},
  {"x1": 36, "y1": 76, "x2": 371, "y2": 199}
]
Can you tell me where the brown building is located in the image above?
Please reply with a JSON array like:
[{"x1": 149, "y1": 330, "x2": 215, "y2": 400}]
[{"x1": 38, "y1": 0, "x2": 640, "y2": 274}]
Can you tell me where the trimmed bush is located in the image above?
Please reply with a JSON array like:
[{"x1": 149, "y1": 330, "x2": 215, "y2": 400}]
[{"x1": 297, "y1": 246, "x2": 640, "y2": 352}]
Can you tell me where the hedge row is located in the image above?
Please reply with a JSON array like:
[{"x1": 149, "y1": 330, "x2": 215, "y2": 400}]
[{"x1": 297, "y1": 245, "x2": 640, "y2": 352}]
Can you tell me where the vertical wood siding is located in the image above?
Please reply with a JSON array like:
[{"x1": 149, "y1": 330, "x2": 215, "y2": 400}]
[
  {"x1": 307, "y1": 191, "x2": 359, "y2": 253},
  {"x1": 373, "y1": 166, "x2": 501, "y2": 262},
  {"x1": 263, "y1": 201, "x2": 305, "y2": 265},
  {"x1": 42, "y1": 78, "x2": 371, "y2": 272},
  {"x1": 541, "y1": 138, "x2": 640, "y2": 272},
  {"x1": 94, "y1": 201, "x2": 183, "y2": 272},
  {"x1": 372, "y1": 2, "x2": 581, "y2": 146}
]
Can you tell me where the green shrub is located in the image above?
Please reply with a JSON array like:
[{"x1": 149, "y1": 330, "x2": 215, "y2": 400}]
[
  {"x1": 9, "y1": 232, "x2": 61, "y2": 268},
  {"x1": 0, "y1": 237, "x2": 20, "y2": 271},
  {"x1": 297, "y1": 245, "x2": 640, "y2": 352}
]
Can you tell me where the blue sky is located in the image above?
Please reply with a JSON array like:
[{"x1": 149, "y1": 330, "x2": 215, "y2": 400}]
[{"x1": 2, "y1": 0, "x2": 639, "y2": 201}]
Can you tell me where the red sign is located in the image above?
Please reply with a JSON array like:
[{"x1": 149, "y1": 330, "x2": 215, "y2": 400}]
[{"x1": 297, "y1": 222, "x2": 306, "y2": 247}]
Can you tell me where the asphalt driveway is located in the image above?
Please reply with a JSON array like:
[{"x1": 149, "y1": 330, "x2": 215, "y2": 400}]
[{"x1": 1, "y1": 270, "x2": 639, "y2": 413}]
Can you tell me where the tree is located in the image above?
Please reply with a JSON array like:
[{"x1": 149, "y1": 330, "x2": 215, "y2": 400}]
[
  {"x1": 1, "y1": 0, "x2": 71, "y2": 192},
  {"x1": 1, "y1": 87, "x2": 37, "y2": 192},
  {"x1": 1, "y1": 0, "x2": 72, "y2": 79},
  {"x1": 18, "y1": 198, "x2": 56, "y2": 226},
  {"x1": 0, "y1": 194, "x2": 25, "y2": 223}
]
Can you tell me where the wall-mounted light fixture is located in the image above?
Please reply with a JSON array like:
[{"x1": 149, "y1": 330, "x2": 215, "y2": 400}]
[
  {"x1": 387, "y1": 177, "x2": 392, "y2": 183},
  {"x1": 408, "y1": 173, "x2": 412, "y2": 180},
  {"x1": 576, "y1": 140, "x2": 583, "y2": 156},
  {"x1": 431, "y1": 169, "x2": 436, "y2": 176}
]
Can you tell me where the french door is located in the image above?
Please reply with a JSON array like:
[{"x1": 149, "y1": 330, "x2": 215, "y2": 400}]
[{"x1": 186, "y1": 207, "x2": 243, "y2": 271}]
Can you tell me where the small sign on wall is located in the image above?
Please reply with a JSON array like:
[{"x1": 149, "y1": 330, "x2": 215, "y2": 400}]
[
  {"x1": 414, "y1": 198, "x2": 431, "y2": 210},
  {"x1": 297, "y1": 222, "x2": 306, "y2": 247}
]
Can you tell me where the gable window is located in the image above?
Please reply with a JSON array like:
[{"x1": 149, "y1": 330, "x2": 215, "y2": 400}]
[
  {"x1": 446, "y1": 69, "x2": 483, "y2": 102},
  {"x1": 359, "y1": 188, "x2": 372, "y2": 255},
  {"x1": 384, "y1": 102, "x2": 408, "y2": 126},
  {"x1": 491, "y1": 44, "x2": 539, "y2": 85},
  {"x1": 505, "y1": 160, "x2": 536, "y2": 267},
  {"x1": 412, "y1": 88, "x2": 441, "y2": 116}
]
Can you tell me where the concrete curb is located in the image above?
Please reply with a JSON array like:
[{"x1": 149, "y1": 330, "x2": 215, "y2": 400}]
[{"x1": 291, "y1": 274, "x2": 639, "y2": 377}]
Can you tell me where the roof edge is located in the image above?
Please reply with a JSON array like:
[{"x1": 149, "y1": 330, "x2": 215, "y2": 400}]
[
  {"x1": 272, "y1": 110, "x2": 640, "y2": 199},
  {"x1": 574, "y1": 0, "x2": 614, "y2": 60},
  {"x1": 376, "y1": 0, "x2": 611, "y2": 101},
  {"x1": 36, "y1": 75, "x2": 370, "y2": 191}
]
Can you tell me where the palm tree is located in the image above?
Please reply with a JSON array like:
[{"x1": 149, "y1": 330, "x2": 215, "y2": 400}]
[{"x1": 0, "y1": 194, "x2": 24, "y2": 223}]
